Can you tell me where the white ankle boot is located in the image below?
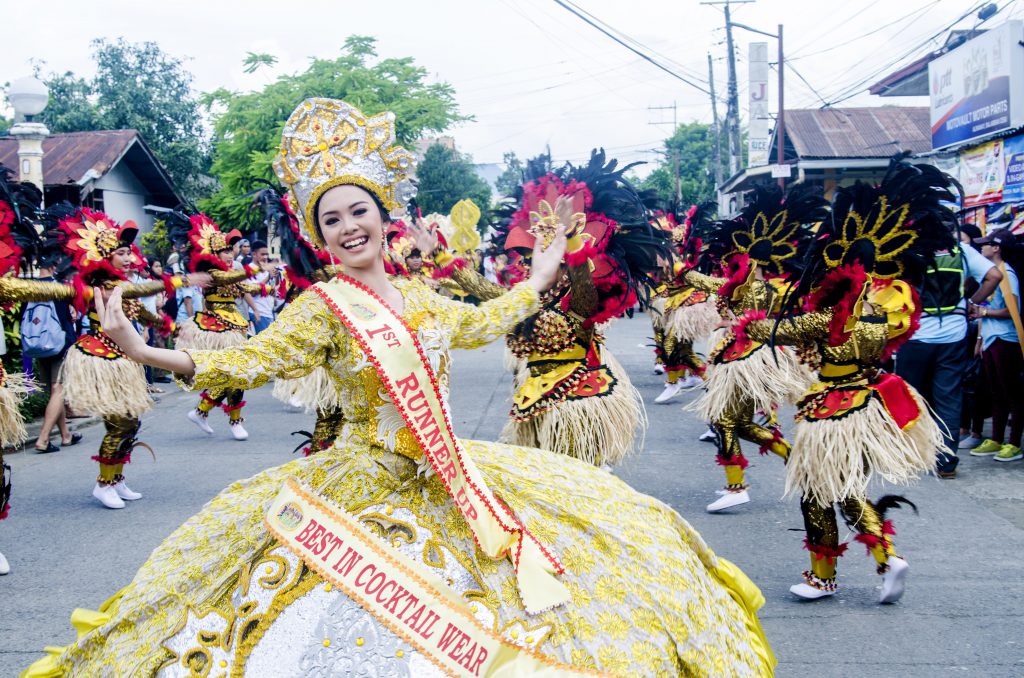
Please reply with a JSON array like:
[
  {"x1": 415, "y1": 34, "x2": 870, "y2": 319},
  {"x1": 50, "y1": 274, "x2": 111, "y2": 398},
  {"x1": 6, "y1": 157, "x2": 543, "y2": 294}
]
[
  {"x1": 879, "y1": 556, "x2": 909, "y2": 603},
  {"x1": 0, "y1": 550, "x2": 9, "y2": 575},
  {"x1": 706, "y1": 489, "x2": 750, "y2": 513},
  {"x1": 188, "y1": 409, "x2": 214, "y2": 434},
  {"x1": 230, "y1": 421, "x2": 249, "y2": 441},
  {"x1": 113, "y1": 479, "x2": 142, "y2": 501},
  {"x1": 93, "y1": 483, "x2": 125, "y2": 509}
]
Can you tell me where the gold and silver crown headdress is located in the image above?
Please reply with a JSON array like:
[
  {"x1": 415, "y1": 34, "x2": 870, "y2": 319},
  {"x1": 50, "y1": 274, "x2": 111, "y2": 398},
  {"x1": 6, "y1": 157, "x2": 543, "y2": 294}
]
[{"x1": 273, "y1": 98, "x2": 417, "y2": 246}]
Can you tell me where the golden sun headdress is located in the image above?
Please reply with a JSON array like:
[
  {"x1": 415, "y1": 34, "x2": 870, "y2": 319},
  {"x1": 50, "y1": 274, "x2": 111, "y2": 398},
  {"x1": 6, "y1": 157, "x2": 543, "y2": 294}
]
[
  {"x1": 273, "y1": 98, "x2": 417, "y2": 246},
  {"x1": 58, "y1": 207, "x2": 138, "y2": 269}
]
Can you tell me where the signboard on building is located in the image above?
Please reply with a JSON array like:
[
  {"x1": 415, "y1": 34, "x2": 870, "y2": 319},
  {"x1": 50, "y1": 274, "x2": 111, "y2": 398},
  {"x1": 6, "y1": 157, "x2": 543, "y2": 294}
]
[
  {"x1": 1002, "y1": 134, "x2": 1024, "y2": 203},
  {"x1": 748, "y1": 42, "x2": 770, "y2": 167},
  {"x1": 961, "y1": 139, "x2": 1004, "y2": 207},
  {"x1": 928, "y1": 21, "x2": 1024, "y2": 150}
]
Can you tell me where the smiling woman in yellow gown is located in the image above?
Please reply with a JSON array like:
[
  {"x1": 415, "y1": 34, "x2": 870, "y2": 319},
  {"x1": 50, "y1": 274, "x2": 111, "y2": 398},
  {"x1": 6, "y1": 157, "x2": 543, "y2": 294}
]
[{"x1": 24, "y1": 99, "x2": 774, "y2": 678}]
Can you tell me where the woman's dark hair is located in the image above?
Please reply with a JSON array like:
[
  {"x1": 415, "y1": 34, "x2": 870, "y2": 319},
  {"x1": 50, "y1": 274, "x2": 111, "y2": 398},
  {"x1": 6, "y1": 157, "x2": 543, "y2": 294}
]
[
  {"x1": 146, "y1": 256, "x2": 162, "y2": 275},
  {"x1": 959, "y1": 223, "x2": 982, "y2": 250},
  {"x1": 312, "y1": 185, "x2": 390, "y2": 243}
]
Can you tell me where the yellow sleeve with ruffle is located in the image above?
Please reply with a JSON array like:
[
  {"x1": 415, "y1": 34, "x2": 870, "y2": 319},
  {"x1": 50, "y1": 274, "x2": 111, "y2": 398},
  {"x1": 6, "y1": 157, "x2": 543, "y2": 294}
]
[
  {"x1": 683, "y1": 269, "x2": 727, "y2": 295},
  {"x1": 403, "y1": 278, "x2": 540, "y2": 350},
  {"x1": 0, "y1": 277, "x2": 76, "y2": 303},
  {"x1": 180, "y1": 290, "x2": 341, "y2": 392},
  {"x1": 744, "y1": 312, "x2": 831, "y2": 345}
]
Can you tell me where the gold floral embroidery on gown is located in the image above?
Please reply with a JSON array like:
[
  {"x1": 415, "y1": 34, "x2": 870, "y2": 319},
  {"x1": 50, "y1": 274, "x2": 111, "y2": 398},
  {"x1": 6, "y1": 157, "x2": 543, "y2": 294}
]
[{"x1": 34, "y1": 277, "x2": 773, "y2": 678}]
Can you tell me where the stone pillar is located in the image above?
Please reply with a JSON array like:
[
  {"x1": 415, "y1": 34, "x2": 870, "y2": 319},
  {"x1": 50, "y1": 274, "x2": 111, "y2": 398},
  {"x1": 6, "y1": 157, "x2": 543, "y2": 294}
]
[{"x1": 10, "y1": 121, "x2": 49, "y2": 195}]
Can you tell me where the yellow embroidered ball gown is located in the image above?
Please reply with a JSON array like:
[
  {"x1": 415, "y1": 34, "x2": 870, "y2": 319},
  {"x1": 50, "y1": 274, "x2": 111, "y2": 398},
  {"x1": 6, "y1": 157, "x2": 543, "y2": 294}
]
[{"x1": 26, "y1": 277, "x2": 773, "y2": 678}]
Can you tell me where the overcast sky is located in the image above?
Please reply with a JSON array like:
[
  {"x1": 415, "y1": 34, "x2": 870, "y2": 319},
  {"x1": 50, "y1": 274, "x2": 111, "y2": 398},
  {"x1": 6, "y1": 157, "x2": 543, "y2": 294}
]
[{"x1": 4, "y1": 0, "x2": 1020, "y2": 175}]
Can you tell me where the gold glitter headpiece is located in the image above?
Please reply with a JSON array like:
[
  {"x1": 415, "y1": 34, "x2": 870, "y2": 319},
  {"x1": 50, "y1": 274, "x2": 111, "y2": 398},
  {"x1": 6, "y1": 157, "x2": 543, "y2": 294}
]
[{"x1": 273, "y1": 98, "x2": 417, "y2": 246}]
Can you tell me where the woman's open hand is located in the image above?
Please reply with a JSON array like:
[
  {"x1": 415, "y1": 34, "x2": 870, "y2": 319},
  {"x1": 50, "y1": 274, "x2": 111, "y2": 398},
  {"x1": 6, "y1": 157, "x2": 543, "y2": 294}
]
[
  {"x1": 409, "y1": 217, "x2": 439, "y2": 257},
  {"x1": 526, "y1": 225, "x2": 567, "y2": 292},
  {"x1": 94, "y1": 286, "x2": 146, "y2": 359}
]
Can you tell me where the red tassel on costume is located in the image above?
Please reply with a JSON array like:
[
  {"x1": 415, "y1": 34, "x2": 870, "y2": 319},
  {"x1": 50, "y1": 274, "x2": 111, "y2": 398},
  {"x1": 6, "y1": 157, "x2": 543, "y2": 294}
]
[
  {"x1": 758, "y1": 426, "x2": 786, "y2": 456},
  {"x1": 715, "y1": 455, "x2": 749, "y2": 470},
  {"x1": 0, "y1": 504, "x2": 9, "y2": 520},
  {"x1": 853, "y1": 531, "x2": 888, "y2": 555},
  {"x1": 200, "y1": 392, "x2": 219, "y2": 408},
  {"x1": 733, "y1": 309, "x2": 768, "y2": 343},
  {"x1": 804, "y1": 263, "x2": 869, "y2": 346},
  {"x1": 565, "y1": 243, "x2": 599, "y2": 268},
  {"x1": 91, "y1": 452, "x2": 132, "y2": 466},
  {"x1": 804, "y1": 537, "x2": 849, "y2": 560},
  {"x1": 222, "y1": 401, "x2": 247, "y2": 417},
  {"x1": 882, "y1": 519, "x2": 896, "y2": 536},
  {"x1": 434, "y1": 257, "x2": 469, "y2": 279}
]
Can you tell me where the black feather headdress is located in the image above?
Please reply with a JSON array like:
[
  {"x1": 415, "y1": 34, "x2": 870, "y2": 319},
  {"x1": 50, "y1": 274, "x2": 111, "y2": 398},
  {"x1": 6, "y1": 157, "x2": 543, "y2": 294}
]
[
  {"x1": 492, "y1": 148, "x2": 670, "y2": 323},
  {"x1": 776, "y1": 155, "x2": 959, "y2": 350}
]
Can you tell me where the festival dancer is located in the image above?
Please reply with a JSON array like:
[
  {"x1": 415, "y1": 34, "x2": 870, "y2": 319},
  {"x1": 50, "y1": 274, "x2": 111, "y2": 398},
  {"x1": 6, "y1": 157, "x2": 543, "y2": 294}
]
[
  {"x1": 47, "y1": 207, "x2": 203, "y2": 509},
  {"x1": 167, "y1": 212, "x2": 273, "y2": 441},
  {"x1": 650, "y1": 204, "x2": 720, "y2": 403},
  {"x1": 737, "y1": 157, "x2": 952, "y2": 602},
  {"x1": 432, "y1": 151, "x2": 668, "y2": 466},
  {"x1": 24, "y1": 99, "x2": 773, "y2": 677},
  {"x1": 686, "y1": 186, "x2": 826, "y2": 513}
]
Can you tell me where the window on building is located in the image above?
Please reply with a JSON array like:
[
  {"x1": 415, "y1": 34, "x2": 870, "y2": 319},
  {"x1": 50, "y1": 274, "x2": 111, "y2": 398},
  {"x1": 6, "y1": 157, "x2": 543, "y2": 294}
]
[{"x1": 84, "y1": 189, "x2": 105, "y2": 212}]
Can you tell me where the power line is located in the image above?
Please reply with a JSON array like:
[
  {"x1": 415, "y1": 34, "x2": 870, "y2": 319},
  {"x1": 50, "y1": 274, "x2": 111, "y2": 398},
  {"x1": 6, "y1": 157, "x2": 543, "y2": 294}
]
[
  {"x1": 821, "y1": 0, "x2": 993, "y2": 106},
  {"x1": 551, "y1": 0, "x2": 713, "y2": 95}
]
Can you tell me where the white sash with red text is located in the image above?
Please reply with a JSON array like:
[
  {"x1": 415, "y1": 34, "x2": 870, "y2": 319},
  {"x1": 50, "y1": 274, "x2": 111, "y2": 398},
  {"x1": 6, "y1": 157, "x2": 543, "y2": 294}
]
[
  {"x1": 266, "y1": 479, "x2": 603, "y2": 677},
  {"x1": 312, "y1": 276, "x2": 569, "y2": 614}
]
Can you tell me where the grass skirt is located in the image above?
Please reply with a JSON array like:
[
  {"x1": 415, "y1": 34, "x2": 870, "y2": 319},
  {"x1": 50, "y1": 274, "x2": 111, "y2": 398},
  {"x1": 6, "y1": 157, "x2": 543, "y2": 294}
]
[
  {"x1": 500, "y1": 349, "x2": 645, "y2": 465},
  {"x1": 60, "y1": 349, "x2": 151, "y2": 419},
  {"x1": 175, "y1": 319, "x2": 246, "y2": 352},
  {"x1": 0, "y1": 371, "x2": 33, "y2": 447},
  {"x1": 788, "y1": 386, "x2": 942, "y2": 505},
  {"x1": 665, "y1": 301, "x2": 720, "y2": 343},
  {"x1": 271, "y1": 367, "x2": 341, "y2": 413},
  {"x1": 690, "y1": 336, "x2": 810, "y2": 422}
]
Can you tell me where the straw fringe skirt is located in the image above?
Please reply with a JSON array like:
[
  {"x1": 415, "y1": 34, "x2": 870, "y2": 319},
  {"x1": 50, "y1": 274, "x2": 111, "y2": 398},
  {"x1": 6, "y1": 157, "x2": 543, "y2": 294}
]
[
  {"x1": 500, "y1": 349, "x2": 646, "y2": 466},
  {"x1": 0, "y1": 371, "x2": 34, "y2": 447},
  {"x1": 690, "y1": 337, "x2": 810, "y2": 422},
  {"x1": 175, "y1": 319, "x2": 246, "y2": 352},
  {"x1": 787, "y1": 386, "x2": 942, "y2": 505},
  {"x1": 665, "y1": 300, "x2": 720, "y2": 343},
  {"x1": 61, "y1": 349, "x2": 151, "y2": 419}
]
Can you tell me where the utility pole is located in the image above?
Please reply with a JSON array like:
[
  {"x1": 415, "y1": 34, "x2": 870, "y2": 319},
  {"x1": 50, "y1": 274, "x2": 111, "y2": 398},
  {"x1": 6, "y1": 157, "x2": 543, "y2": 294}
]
[
  {"x1": 708, "y1": 53, "x2": 723, "y2": 189},
  {"x1": 702, "y1": 0, "x2": 754, "y2": 178},
  {"x1": 776, "y1": 23, "x2": 785, "y2": 189},
  {"x1": 649, "y1": 102, "x2": 681, "y2": 202}
]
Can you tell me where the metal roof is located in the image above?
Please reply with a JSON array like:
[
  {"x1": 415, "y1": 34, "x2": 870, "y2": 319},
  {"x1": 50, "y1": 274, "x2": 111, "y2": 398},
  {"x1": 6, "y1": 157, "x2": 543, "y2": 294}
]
[
  {"x1": 777, "y1": 107, "x2": 932, "y2": 160},
  {"x1": 0, "y1": 129, "x2": 181, "y2": 206}
]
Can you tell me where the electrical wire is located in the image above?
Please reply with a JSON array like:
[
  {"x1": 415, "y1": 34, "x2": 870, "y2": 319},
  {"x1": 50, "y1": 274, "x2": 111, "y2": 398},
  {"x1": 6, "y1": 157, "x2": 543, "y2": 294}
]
[
  {"x1": 551, "y1": 0, "x2": 713, "y2": 95},
  {"x1": 821, "y1": 0, "x2": 994, "y2": 106}
]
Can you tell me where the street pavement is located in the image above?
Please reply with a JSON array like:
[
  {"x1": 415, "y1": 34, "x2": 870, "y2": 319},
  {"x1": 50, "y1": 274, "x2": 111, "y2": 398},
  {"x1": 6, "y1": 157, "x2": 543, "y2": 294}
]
[{"x1": 2, "y1": 311, "x2": 1022, "y2": 676}]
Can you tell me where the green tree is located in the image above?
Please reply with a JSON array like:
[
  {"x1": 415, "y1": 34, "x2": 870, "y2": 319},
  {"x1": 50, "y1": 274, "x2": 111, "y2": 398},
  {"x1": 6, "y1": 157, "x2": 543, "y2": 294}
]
[
  {"x1": 200, "y1": 36, "x2": 465, "y2": 230},
  {"x1": 495, "y1": 151, "x2": 524, "y2": 197},
  {"x1": 640, "y1": 122, "x2": 727, "y2": 206},
  {"x1": 415, "y1": 144, "x2": 492, "y2": 223},
  {"x1": 242, "y1": 52, "x2": 278, "y2": 74},
  {"x1": 39, "y1": 39, "x2": 209, "y2": 200},
  {"x1": 140, "y1": 219, "x2": 173, "y2": 261}
]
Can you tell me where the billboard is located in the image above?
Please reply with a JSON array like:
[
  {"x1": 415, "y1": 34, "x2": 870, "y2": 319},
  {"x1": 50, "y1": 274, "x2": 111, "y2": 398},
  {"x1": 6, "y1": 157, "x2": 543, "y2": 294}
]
[
  {"x1": 960, "y1": 139, "x2": 1004, "y2": 207},
  {"x1": 1003, "y1": 134, "x2": 1024, "y2": 203},
  {"x1": 928, "y1": 21, "x2": 1024, "y2": 150},
  {"x1": 747, "y1": 42, "x2": 770, "y2": 167}
]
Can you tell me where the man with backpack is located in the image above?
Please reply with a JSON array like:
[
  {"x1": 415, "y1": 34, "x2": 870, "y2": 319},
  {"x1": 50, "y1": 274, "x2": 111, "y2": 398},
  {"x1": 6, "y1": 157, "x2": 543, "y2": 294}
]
[
  {"x1": 24, "y1": 262, "x2": 80, "y2": 454},
  {"x1": 895, "y1": 234, "x2": 1002, "y2": 478}
]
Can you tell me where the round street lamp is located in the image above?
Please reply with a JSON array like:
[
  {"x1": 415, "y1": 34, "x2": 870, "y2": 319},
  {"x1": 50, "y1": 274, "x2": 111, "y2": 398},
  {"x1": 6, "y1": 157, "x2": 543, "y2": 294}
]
[
  {"x1": 7, "y1": 76, "x2": 51, "y2": 192},
  {"x1": 7, "y1": 76, "x2": 49, "y2": 121}
]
